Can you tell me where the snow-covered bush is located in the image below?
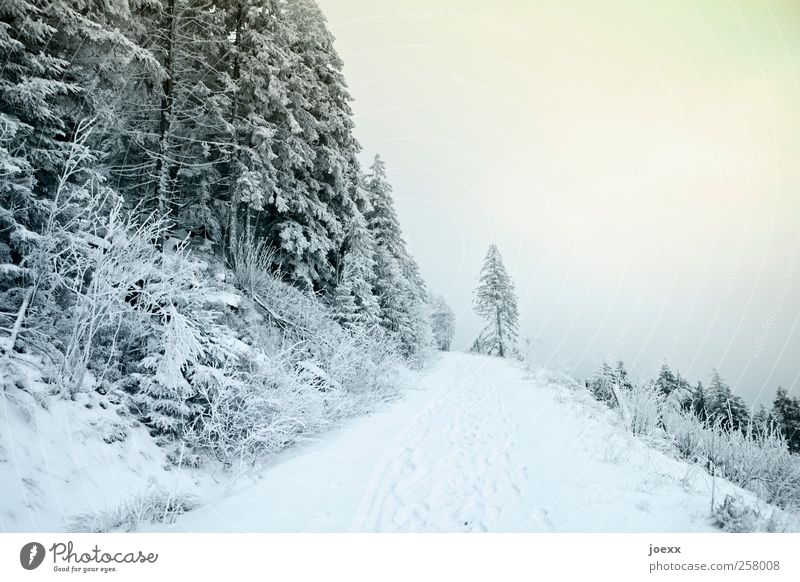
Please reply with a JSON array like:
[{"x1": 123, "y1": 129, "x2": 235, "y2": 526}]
[
  {"x1": 187, "y1": 356, "x2": 324, "y2": 472},
  {"x1": 662, "y1": 407, "x2": 706, "y2": 461},
  {"x1": 706, "y1": 424, "x2": 800, "y2": 510},
  {"x1": 185, "y1": 328, "x2": 401, "y2": 474},
  {"x1": 173, "y1": 235, "x2": 405, "y2": 473},
  {"x1": 659, "y1": 407, "x2": 800, "y2": 511},
  {"x1": 67, "y1": 487, "x2": 199, "y2": 532},
  {"x1": 712, "y1": 494, "x2": 760, "y2": 532},
  {"x1": 58, "y1": 204, "x2": 167, "y2": 394},
  {"x1": 619, "y1": 381, "x2": 667, "y2": 437},
  {"x1": 710, "y1": 494, "x2": 787, "y2": 533}
]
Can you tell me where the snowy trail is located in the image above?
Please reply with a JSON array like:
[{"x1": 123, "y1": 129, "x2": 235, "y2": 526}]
[
  {"x1": 349, "y1": 354, "x2": 519, "y2": 532},
  {"x1": 162, "y1": 352, "x2": 747, "y2": 533}
]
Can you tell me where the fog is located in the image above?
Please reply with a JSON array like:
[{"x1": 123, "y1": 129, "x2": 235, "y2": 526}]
[{"x1": 319, "y1": 0, "x2": 800, "y2": 405}]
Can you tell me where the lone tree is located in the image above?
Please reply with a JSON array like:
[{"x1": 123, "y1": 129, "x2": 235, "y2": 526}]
[
  {"x1": 472, "y1": 244, "x2": 519, "y2": 357},
  {"x1": 429, "y1": 294, "x2": 456, "y2": 351}
]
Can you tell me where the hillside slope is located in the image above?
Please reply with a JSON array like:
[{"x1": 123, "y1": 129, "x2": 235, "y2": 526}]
[{"x1": 156, "y1": 352, "x2": 787, "y2": 533}]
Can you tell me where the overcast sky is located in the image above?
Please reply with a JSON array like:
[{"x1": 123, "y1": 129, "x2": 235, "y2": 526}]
[{"x1": 318, "y1": 0, "x2": 800, "y2": 405}]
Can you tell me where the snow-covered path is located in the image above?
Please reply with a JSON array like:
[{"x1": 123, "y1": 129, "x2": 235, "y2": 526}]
[{"x1": 163, "y1": 352, "x2": 748, "y2": 533}]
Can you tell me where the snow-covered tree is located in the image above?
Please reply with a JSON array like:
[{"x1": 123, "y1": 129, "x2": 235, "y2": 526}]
[
  {"x1": 655, "y1": 363, "x2": 677, "y2": 396},
  {"x1": 471, "y1": 244, "x2": 519, "y2": 358},
  {"x1": 587, "y1": 361, "x2": 618, "y2": 407},
  {"x1": 0, "y1": 0, "x2": 432, "y2": 450},
  {"x1": 364, "y1": 154, "x2": 428, "y2": 359},
  {"x1": 614, "y1": 360, "x2": 633, "y2": 390},
  {"x1": 330, "y1": 223, "x2": 380, "y2": 328},
  {"x1": 429, "y1": 294, "x2": 456, "y2": 351},
  {"x1": 771, "y1": 386, "x2": 800, "y2": 453},
  {"x1": 0, "y1": 0, "x2": 80, "y2": 276},
  {"x1": 706, "y1": 370, "x2": 750, "y2": 432},
  {"x1": 681, "y1": 380, "x2": 709, "y2": 421}
]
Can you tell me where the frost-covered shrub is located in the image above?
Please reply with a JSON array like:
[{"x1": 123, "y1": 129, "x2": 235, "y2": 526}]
[
  {"x1": 708, "y1": 424, "x2": 800, "y2": 510},
  {"x1": 713, "y1": 494, "x2": 761, "y2": 533},
  {"x1": 67, "y1": 487, "x2": 199, "y2": 532},
  {"x1": 662, "y1": 407, "x2": 706, "y2": 461},
  {"x1": 58, "y1": 204, "x2": 167, "y2": 394},
  {"x1": 186, "y1": 330, "x2": 401, "y2": 474},
  {"x1": 172, "y1": 236, "x2": 406, "y2": 472},
  {"x1": 187, "y1": 358, "x2": 317, "y2": 472},
  {"x1": 619, "y1": 381, "x2": 666, "y2": 437},
  {"x1": 659, "y1": 407, "x2": 800, "y2": 511}
]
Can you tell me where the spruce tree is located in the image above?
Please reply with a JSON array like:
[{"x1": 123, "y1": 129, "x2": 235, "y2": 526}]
[
  {"x1": 429, "y1": 294, "x2": 456, "y2": 351},
  {"x1": 614, "y1": 361, "x2": 633, "y2": 390},
  {"x1": 655, "y1": 363, "x2": 677, "y2": 396},
  {"x1": 688, "y1": 381, "x2": 708, "y2": 421},
  {"x1": 271, "y1": 0, "x2": 365, "y2": 290},
  {"x1": 472, "y1": 244, "x2": 519, "y2": 358},
  {"x1": 364, "y1": 154, "x2": 428, "y2": 358},
  {"x1": 0, "y1": 0, "x2": 80, "y2": 264},
  {"x1": 706, "y1": 370, "x2": 750, "y2": 431},
  {"x1": 587, "y1": 361, "x2": 618, "y2": 407},
  {"x1": 330, "y1": 222, "x2": 380, "y2": 328},
  {"x1": 771, "y1": 386, "x2": 800, "y2": 453}
]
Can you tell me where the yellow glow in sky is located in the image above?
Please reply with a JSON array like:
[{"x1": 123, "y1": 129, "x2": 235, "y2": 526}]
[{"x1": 319, "y1": 0, "x2": 800, "y2": 402}]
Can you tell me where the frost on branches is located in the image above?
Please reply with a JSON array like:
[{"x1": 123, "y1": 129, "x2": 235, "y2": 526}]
[{"x1": 471, "y1": 244, "x2": 519, "y2": 358}]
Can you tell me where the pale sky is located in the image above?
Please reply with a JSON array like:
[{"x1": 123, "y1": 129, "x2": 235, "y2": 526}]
[{"x1": 318, "y1": 0, "x2": 800, "y2": 405}]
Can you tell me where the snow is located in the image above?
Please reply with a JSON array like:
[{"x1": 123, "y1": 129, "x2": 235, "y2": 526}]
[
  {"x1": 0, "y1": 359, "x2": 213, "y2": 532},
  {"x1": 203, "y1": 291, "x2": 242, "y2": 309},
  {"x1": 3, "y1": 351, "x2": 794, "y2": 533},
  {"x1": 153, "y1": 352, "x2": 787, "y2": 533}
]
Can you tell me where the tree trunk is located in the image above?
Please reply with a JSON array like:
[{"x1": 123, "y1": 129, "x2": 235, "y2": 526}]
[
  {"x1": 496, "y1": 305, "x2": 504, "y2": 357},
  {"x1": 155, "y1": 0, "x2": 177, "y2": 223},
  {"x1": 227, "y1": 1, "x2": 245, "y2": 255},
  {"x1": 3, "y1": 288, "x2": 31, "y2": 355}
]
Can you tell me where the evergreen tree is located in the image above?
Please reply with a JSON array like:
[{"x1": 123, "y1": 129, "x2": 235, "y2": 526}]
[
  {"x1": 0, "y1": 0, "x2": 80, "y2": 271},
  {"x1": 101, "y1": 0, "x2": 231, "y2": 234},
  {"x1": 684, "y1": 380, "x2": 709, "y2": 421},
  {"x1": 265, "y1": 0, "x2": 365, "y2": 290},
  {"x1": 364, "y1": 154, "x2": 427, "y2": 358},
  {"x1": 472, "y1": 244, "x2": 519, "y2": 358},
  {"x1": 330, "y1": 222, "x2": 380, "y2": 328},
  {"x1": 771, "y1": 386, "x2": 800, "y2": 453},
  {"x1": 587, "y1": 361, "x2": 618, "y2": 407},
  {"x1": 654, "y1": 363, "x2": 677, "y2": 396},
  {"x1": 614, "y1": 360, "x2": 633, "y2": 390},
  {"x1": 706, "y1": 370, "x2": 750, "y2": 432},
  {"x1": 673, "y1": 371, "x2": 692, "y2": 406},
  {"x1": 429, "y1": 294, "x2": 456, "y2": 351}
]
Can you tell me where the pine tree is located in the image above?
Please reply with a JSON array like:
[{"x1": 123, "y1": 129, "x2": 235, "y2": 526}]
[
  {"x1": 429, "y1": 294, "x2": 456, "y2": 351},
  {"x1": 256, "y1": 0, "x2": 365, "y2": 290},
  {"x1": 0, "y1": 1, "x2": 80, "y2": 269},
  {"x1": 687, "y1": 380, "x2": 708, "y2": 421},
  {"x1": 771, "y1": 386, "x2": 800, "y2": 453},
  {"x1": 114, "y1": 0, "x2": 231, "y2": 230},
  {"x1": 706, "y1": 370, "x2": 750, "y2": 432},
  {"x1": 364, "y1": 154, "x2": 428, "y2": 358},
  {"x1": 655, "y1": 363, "x2": 677, "y2": 396},
  {"x1": 330, "y1": 222, "x2": 380, "y2": 328},
  {"x1": 614, "y1": 360, "x2": 633, "y2": 390},
  {"x1": 673, "y1": 371, "x2": 692, "y2": 405},
  {"x1": 587, "y1": 361, "x2": 618, "y2": 407},
  {"x1": 224, "y1": 0, "x2": 299, "y2": 264},
  {"x1": 472, "y1": 244, "x2": 519, "y2": 358}
]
